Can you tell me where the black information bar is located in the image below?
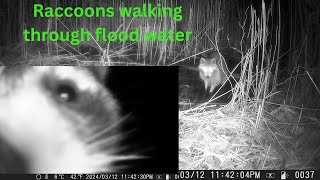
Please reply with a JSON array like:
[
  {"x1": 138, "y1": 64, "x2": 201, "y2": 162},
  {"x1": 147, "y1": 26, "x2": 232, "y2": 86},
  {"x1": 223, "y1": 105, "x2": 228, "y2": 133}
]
[{"x1": 0, "y1": 170, "x2": 318, "y2": 180}]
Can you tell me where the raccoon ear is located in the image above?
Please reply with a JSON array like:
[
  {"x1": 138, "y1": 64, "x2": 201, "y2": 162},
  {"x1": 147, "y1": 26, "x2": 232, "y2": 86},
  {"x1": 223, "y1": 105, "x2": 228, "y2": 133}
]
[
  {"x1": 200, "y1": 58, "x2": 206, "y2": 64},
  {"x1": 211, "y1": 58, "x2": 217, "y2": 64}
]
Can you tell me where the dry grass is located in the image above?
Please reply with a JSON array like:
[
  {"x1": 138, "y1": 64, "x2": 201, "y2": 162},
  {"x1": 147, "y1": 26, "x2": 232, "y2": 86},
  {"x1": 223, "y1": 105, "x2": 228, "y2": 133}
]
[{"x1": 179, "y1": 97, "x2": 320, "y2": 170}]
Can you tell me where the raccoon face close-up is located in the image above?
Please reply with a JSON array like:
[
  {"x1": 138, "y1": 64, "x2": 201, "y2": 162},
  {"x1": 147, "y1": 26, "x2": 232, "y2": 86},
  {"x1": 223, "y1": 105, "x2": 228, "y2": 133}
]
[{"x1": 0, "y1": 67, "x2": 134, "y2": 173}]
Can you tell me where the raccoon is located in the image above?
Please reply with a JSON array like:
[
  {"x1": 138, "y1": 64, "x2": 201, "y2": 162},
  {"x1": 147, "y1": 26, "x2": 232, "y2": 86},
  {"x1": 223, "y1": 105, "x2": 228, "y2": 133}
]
[
  {"x1": 198, "y1": 51, "x2": 230, "y2": 93},
  {"x1": 0, "y1": 66, "x2": 137, "y2": 173}
]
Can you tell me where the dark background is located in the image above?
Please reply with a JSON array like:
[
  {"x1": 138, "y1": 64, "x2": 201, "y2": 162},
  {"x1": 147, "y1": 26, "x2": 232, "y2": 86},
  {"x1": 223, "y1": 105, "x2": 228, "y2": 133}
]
[{"x1": 106, "y1": 67, "x2": 179, "y2": 173}]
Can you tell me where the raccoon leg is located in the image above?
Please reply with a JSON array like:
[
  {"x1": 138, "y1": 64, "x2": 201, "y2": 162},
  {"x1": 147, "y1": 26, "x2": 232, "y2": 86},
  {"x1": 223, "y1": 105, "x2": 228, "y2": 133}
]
[
  {"x1": 201, "y1": 87, "x2": 210, "y2": 100},
  {"x1": 200, "y1": 80, "x2": 209, "y2": 100},
  {"x1": 209, "y1": 84, "x2": 216, "y2": 93},
  {"x1": 204, "y1": 80, "x2": 209, "y2": 91}
]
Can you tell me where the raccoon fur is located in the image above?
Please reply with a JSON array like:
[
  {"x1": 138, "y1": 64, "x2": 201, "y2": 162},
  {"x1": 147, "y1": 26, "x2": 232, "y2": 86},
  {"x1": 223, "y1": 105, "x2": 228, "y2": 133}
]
[
  {"x1": 198, "y1": 51, "x2": 230, "y2": 93},
  {"x1": 0, "y1": 66, "x2": 137, "y2": 173}
]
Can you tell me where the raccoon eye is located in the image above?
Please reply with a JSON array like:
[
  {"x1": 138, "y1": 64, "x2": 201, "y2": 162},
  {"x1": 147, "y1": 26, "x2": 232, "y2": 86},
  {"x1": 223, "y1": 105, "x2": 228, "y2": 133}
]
[{"x1": 56, "y1": 83, "x2": 78, "y2": 102}]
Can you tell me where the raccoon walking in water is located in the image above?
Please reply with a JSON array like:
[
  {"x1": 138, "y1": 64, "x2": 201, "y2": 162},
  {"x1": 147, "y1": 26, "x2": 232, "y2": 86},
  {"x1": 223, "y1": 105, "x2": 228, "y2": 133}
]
[
  {"x1": 0, "y1": 67, "x2": 139, "y2": 173},
  {"x1": 198, "y1": 51, "x2": 230, "y2": 93}
]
